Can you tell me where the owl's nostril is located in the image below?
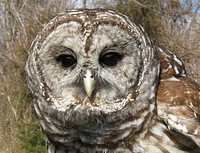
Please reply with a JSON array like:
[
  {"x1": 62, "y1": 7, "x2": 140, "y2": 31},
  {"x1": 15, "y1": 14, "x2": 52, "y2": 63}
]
[
  {"x1": 83, "y1": 75, "x2": 93, "y2": 78},
  {"x1": 83, "y1": 70, "x2": 94, "y2": 78}
]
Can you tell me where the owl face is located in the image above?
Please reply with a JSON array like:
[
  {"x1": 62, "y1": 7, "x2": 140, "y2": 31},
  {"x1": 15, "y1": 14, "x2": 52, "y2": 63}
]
[
  {"x1": 26, "y1": 9, "x2": 159, "y2": 143},
  {"x1": 38, "y1": 18, "x2": 142, "y2": 111}
]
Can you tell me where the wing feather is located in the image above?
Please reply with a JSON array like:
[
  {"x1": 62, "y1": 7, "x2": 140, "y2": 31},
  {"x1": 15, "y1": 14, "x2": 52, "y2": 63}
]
[{"x1": 156, "y1": 47, "x2": 200, "y2": 148}]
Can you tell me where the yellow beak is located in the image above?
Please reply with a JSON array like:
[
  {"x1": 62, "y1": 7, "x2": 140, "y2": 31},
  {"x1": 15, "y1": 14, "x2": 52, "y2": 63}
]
[{"x1": 83, "y1": 70, "x2": 95, "y2": 97}]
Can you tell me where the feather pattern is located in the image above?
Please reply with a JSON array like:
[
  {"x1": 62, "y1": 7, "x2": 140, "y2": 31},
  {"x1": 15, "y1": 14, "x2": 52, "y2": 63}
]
[{"x1": 25, "y1": 9, "x2": 200, "y2": 152}]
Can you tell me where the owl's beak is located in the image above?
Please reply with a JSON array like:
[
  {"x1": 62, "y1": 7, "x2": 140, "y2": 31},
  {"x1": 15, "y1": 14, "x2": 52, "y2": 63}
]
[{"x1": 83, "y1": 70, "x2": 95, "y2": 97}]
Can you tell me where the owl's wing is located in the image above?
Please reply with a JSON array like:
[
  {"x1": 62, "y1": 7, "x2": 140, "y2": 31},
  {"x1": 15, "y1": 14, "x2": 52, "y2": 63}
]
[{"x1": 156, "y1": 47, "x2": 200, "y2": 147}]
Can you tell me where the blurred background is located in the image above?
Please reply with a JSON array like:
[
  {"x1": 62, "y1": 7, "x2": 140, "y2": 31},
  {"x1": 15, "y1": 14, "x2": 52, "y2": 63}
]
[{"x1": 0, "y1": 0, "x2": 199, "y2": 152}]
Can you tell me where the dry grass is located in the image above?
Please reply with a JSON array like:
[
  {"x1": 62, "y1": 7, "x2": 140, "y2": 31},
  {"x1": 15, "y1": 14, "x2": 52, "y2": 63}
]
[{"x1": 0, "y1": 0, "x2": 199, "y2": 152}]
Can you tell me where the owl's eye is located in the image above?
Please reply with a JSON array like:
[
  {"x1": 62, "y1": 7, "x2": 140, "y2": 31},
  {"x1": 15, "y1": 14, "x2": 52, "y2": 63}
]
[
  {"x1": 99, "y1": 52, "x2": 122, "y2": 67},
  {"x1": 56, "y1": 54, "x2": 77, "y2": 68}
]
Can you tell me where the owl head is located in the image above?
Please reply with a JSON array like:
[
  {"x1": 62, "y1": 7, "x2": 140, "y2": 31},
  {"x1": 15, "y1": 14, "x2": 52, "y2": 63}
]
[{"x1": 26, "y1": 9, "x2": 160, "y2": 145}]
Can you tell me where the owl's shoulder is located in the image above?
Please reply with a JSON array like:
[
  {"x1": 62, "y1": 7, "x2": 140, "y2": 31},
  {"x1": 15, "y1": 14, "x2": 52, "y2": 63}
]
[{"x1": 156, "y1": 46, "x2": 200, "y2": 148}]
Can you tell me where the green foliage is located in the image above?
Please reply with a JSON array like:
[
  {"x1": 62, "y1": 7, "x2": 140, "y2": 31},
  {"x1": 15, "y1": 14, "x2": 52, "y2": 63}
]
[
  {"x1": 9, "y1": 54, "x2": 46, "y2": 153},
  {"x1": 12, "y1": 52, "x2": 46, "y2": 153},
  {"x1": 18, "y1": 121, "x2": 46, "y2": 153}
]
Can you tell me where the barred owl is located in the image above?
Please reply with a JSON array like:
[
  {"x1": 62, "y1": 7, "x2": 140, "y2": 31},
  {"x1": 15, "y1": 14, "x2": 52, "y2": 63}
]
[{"x1": 25, "y1": 9, "x2": 200, "y2": 152}]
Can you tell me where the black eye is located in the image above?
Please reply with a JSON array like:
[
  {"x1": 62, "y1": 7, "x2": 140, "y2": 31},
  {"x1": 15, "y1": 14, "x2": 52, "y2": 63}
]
[
  {"x1": 99, "y1": 52, "x2": 122, "y2": 66},
  {"x1": 56, "y1": 54, "x2": 77, "y2": 68}
]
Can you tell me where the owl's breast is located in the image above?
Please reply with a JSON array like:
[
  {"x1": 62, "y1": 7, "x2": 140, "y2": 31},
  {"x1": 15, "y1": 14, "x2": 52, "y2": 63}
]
[{"x1": 35, "y1": 91, "x2": 156, "y2": 151}]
